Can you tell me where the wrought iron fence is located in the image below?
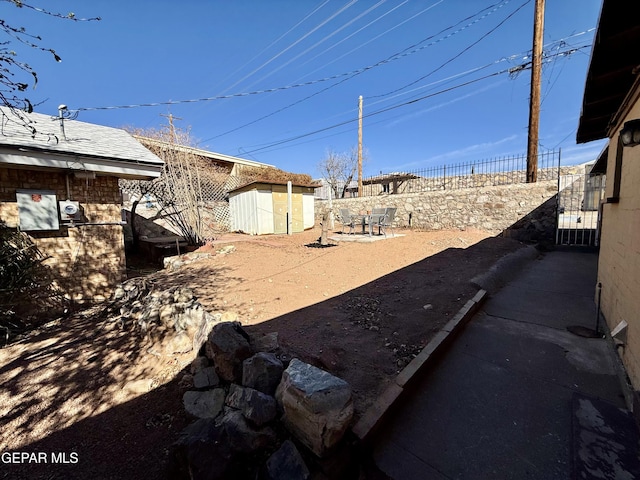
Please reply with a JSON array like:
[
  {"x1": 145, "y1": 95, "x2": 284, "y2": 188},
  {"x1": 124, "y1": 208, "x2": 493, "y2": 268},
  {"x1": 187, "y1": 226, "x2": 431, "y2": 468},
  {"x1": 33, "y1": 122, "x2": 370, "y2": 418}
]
[{"x1": 316, "y1": 149, "x2": 562, "y2": 199}]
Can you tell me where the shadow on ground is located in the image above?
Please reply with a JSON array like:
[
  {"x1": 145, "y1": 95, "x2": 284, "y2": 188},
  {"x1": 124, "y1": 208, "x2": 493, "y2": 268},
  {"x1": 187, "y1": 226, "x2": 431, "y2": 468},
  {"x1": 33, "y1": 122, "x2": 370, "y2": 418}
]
[{"x1": 0, "y1": 235, "x2": 526, "y2": 479}]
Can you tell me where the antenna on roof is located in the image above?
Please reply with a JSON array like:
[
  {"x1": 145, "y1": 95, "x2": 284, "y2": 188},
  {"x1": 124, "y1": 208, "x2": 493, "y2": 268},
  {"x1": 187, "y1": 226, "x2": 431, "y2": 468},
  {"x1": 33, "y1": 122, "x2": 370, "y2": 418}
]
[
  {"x1": 58, "y1": 104, "x2": 68, "y2": 141},
  {"x1": 56, "y1": 104, "x2": 78, "y2": 141}
]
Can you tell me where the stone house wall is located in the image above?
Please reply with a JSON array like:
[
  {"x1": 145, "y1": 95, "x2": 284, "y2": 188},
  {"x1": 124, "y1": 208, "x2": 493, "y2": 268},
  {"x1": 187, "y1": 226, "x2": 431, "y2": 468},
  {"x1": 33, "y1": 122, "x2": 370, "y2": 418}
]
[
  {"x1": 315, "y1": 180, "x2": 560, "y2": 243},
  {"x1": 0, "y1": 167, "x2": 126, "y2": 302}
]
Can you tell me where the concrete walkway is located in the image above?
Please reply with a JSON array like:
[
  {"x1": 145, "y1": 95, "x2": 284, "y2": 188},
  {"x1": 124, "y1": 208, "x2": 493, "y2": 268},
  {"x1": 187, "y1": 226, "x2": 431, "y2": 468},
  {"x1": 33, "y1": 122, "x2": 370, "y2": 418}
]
[{"x1": 371, "y1": 250, "x2": 639, "y2": 479}]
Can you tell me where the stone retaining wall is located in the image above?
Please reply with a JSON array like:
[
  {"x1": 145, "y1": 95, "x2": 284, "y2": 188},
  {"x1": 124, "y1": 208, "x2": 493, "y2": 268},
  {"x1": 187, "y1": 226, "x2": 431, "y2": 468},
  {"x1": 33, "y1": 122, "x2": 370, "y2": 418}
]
[{"x1": 316, "y1": 180, "x2": 560, "y2": 243}]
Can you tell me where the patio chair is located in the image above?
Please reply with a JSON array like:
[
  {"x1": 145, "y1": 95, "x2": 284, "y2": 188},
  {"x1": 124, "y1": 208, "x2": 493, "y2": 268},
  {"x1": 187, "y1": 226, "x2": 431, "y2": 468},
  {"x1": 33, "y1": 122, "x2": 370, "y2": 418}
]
[
  {"x1": 339, "y1": 208, "x2": 356, "y2": 234},
  {"x1": 377, "y1": 207, "x2": 397, "y2": 237},
  {"x1": 368, "y1": 208, "x2": 387, "y2": 235}
]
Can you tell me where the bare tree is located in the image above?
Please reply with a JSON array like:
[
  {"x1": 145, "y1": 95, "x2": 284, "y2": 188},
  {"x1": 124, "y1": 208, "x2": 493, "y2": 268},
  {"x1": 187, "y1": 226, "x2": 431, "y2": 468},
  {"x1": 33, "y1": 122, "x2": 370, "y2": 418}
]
[
  {"x1": 0, "y1": 1, "x2": 99, "y2": 124},
  {"x1": 124, "y1": 125, "x2": 316, "y2": 246},
  {"x1": 123, "y1": 127, "x2": 215, "y2": 246},
  {"x1": 317, "y1": 147, "x2": 363, "y2": 198}
]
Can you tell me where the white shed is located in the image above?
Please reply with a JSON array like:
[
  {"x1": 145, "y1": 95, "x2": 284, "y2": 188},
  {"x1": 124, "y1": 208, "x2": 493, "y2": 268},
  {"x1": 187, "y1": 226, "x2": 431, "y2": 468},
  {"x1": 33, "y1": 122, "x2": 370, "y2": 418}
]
[{"x1": 229, "y1": 180, "x2": 317, "y2": 235}]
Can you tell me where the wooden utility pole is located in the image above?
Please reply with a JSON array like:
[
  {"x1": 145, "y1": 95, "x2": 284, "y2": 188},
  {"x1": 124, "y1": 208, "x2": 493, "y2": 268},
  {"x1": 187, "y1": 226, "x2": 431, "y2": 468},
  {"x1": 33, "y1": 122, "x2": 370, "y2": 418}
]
[
  {"x1": 357, "y1": 95, "x2": 363, "y2": 197},
  {"x1": 160, "y1": 112, "x2": 182, "y2": 143},
  {"x1": 526, "y1": 0, "x2": 545, "y2": 183}
]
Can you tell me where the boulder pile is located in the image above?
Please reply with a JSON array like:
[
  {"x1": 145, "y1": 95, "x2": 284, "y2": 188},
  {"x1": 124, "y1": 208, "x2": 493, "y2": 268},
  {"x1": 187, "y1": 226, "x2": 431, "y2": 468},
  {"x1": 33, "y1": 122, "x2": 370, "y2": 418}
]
[
  {"x1": 107, "y1": 279, "x2": 357, "y2": 479},
  {"x1": 172, "y1": 321, "x2": 355, "y2": 480}
]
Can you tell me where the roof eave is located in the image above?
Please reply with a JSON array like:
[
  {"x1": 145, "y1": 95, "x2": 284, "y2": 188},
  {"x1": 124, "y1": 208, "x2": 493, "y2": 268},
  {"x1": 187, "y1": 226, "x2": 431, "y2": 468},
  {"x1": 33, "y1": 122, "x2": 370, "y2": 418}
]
[
  {"x1": 134, "y1": 135, "x2": 275, "y2": 169},
  {"x1": 0, "y1": 147, "x2": 163, "y2": 180},
  {"x1": 577, "y1": 1, "x2": 640, "y2": 143}
]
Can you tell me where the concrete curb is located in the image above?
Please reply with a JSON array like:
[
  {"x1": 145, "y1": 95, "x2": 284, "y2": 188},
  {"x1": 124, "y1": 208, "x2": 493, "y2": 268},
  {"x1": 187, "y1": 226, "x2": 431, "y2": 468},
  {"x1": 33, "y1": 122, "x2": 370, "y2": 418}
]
[
  {"x1": 351, "y1": 289, "x2": 487, "y2": 443},
  {"x1": 470, "y1": 245, "x2": 538, "y2": 294}
]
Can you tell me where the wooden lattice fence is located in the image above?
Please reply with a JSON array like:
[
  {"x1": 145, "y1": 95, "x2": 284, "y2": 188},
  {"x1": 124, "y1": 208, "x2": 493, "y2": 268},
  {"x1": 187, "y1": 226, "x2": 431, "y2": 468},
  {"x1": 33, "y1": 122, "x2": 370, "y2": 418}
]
[{"x1": 119, "y1": 167, "x2": 244, "y2": 238}]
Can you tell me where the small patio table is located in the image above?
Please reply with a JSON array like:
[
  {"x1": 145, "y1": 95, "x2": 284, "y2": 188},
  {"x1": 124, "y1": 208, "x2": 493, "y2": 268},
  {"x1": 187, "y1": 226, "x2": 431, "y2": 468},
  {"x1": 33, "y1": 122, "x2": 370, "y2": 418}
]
[{"x1": 352, "y1": 213, "x2": 386, "y2": 236}]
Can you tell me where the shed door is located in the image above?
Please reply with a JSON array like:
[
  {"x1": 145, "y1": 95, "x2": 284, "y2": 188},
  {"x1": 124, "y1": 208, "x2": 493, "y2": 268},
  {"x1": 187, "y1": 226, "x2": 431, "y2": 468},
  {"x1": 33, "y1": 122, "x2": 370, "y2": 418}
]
[
  {"x1": 291, "y1": 187, "x2": 304, "y2": 232},
  {"x1": 272, "y1": 185, "x2": 287, "y2": 234}
]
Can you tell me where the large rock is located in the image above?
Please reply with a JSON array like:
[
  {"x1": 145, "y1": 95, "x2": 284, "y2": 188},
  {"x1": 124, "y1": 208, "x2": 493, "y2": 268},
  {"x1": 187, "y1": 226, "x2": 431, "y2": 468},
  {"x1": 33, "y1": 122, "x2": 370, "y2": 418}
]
[
  {"x1": 110, "y1": 281, "x2": 219, "y2": 356},
  {"x1": 218, "y1": 409, "x2": 276, "y2": 453},
  {"x1": 183, "y1": 389, "x2": 225, "y2": 419},
  {"x1": 226, "y1": 384, "x2": 277, "y2": 426},
  {"x1": 276, "y1": 358, "x2": 354, "y2": 457},
  {"x1": 243, "y1": 352, "x2": 284, "y2": 396},
  {"x1": 251, "y1": 332, "x2": 280, "y2": 353},
  {"x1": 170, "y1": 411, "x2": 275, "y2": 480},
  {"x1": 205, "y1": 322, "x2": 253, "y2": 382},
  {"x1": 190, "y1": 356, "x2": 210, "y2": 374},
  {"x1": 263, "y1": 440, "x2": 310, "y2": 480},
  {"x1": 170, "y1": 418, "x2": 229, "y2": 480},
  {"x1": 193, "y1": 367, "x2": 220, "y2": 389}
]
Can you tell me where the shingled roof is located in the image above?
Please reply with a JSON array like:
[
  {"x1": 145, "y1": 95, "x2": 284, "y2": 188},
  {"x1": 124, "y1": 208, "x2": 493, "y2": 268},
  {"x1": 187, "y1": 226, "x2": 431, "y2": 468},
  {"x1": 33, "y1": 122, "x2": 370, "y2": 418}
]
[{"x1": 0, "y1": 108, "x2": 163, "y2": 179}]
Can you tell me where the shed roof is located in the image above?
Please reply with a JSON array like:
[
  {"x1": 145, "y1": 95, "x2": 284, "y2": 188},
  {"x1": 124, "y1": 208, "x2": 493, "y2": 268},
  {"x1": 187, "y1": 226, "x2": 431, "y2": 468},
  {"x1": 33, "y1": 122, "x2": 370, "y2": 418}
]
[
  {"x1": 577, "y1": 1, "x2": 640, "y2": 143},
  {"x1": 229, "y1": 179, "x2": 320, "y2": 193},
  {"x1": 0, "y1": 107, "x2": 164, "y2": 178}
]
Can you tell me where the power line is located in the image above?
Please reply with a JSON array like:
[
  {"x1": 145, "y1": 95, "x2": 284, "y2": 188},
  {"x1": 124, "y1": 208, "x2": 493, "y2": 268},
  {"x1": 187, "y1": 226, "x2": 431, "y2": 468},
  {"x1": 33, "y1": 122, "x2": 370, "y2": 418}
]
[
  {"x1": 347, "y1": 29, "x2": 594, "y2": 113},
  {"x1": 242, "y1": 70, "x2": 509, "y2": 155},
  {"x1": 194, "y1": 0, "x2": 415, "y2": 135},
  {"x1": 73, "y1": 75, "x2": 364, "y2": 112},
  {"x1": 239, "y1": 45, "x2": 589, "y2": 156},
  {"x1": 243, "y1": 0, "x2": 389, "y2": 89},
  {"x1": 303, "y1": 0, "x2": 456, "y2": 78},
  {"x1": 202, "y1": 71, "x2": 361, "y2": 142},
  {"x1": 200, "y1": 0, "x2": 514, "y2": 142},
  {"x1": 373, "y1": 18, "x2": 591, "y2": 112},
  {"x1": 293, "y1": 0, "x2": 411, "y2": 73},
  {"x1": 218, "y1": 42, "x2": 590, "y2": 151},
  {"x1": 211, "y1": 30, "x2": 593, "y2": 145},
  {"x1": 73, "y1": 1, "x2": 510, "y2": 115},
  {"x1": 212, "y1": 0, "x2": 331, "y2": 95},
  {"x1": 369, "y1": 0, "x2": 531, "y2": 99},
  {"x1": 226, "y1": 0, "x2": 358, "y2": 94}
]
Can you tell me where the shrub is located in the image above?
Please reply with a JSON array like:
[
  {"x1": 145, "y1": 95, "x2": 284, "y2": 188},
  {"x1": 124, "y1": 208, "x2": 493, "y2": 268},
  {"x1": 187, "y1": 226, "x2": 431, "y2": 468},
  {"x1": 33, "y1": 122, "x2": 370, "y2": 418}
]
[{"x1": 0, "y1": 222, "x2": 67, "y2": 345}]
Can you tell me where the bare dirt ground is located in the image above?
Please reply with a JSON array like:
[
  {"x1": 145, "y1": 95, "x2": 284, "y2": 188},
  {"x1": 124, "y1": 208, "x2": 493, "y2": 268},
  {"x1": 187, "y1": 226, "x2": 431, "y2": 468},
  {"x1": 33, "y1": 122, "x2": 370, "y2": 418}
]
[{"x1": 0, "y1": 226, "x2": 526, "y2": 479}]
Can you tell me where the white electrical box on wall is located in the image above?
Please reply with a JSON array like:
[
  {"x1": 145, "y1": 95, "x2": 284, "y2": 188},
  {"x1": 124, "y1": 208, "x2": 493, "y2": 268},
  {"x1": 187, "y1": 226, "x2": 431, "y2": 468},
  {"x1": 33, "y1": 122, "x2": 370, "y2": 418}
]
[
  {"x1": 59, "y1": 200, "x2": 81, "y2": 223},
  {"x1": 16, "y1": 189, "x2": 60, "y2": 231}
]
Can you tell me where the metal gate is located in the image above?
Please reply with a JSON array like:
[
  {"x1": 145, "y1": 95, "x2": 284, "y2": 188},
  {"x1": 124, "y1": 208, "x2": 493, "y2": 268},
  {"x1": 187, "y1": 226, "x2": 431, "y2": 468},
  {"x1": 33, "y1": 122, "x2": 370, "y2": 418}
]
[{"x1": 556, "y1": 169, "x2": 606, "y2": 246}]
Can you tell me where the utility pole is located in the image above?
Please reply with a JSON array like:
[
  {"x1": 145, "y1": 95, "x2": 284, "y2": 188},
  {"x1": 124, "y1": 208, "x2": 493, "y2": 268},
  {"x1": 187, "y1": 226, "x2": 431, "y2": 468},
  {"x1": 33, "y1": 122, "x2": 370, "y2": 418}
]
[
  {"x1": 526, "y1": 0, "x2": 545, "y2": 183},
  {"x1": 160, "y1": 112, "x2": 182, "y2": 143},
  {"x1": 357, "y1": 95, "x2": 363, "y2": 197}
]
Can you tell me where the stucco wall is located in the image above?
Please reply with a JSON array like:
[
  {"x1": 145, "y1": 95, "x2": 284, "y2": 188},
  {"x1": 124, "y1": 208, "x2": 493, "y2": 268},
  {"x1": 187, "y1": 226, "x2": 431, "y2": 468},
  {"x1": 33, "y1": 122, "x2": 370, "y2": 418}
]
[
  {"x1": 0, "y1": 167, "x2": 125, "y2": 302},
  {"x1": 316, "y1": 180, "x2": 560, "y2": 242},
  {"x1": 598, "y1": 99, "x2": 640, "y2": 390}
]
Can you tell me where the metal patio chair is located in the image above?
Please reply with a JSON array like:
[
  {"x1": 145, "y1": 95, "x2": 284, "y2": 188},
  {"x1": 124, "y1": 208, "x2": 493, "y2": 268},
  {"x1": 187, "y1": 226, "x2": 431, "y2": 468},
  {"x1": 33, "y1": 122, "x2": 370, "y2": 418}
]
[
  {"x1": 368, "y1": 208, "x2": 387, "y2": 235},
  {"x1": 339, "y1": 208, "x2": 356, "y2": 234},
  {"x1": 376, "y1": 207, "x2": 397, "y2": 237}
]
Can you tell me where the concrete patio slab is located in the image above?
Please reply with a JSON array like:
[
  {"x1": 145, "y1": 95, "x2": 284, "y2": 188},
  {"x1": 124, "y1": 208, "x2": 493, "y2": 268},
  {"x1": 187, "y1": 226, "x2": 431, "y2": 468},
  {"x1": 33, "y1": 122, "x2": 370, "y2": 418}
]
[{"x1": 328, "y1": 233, "x2": 405, "y2": 243}]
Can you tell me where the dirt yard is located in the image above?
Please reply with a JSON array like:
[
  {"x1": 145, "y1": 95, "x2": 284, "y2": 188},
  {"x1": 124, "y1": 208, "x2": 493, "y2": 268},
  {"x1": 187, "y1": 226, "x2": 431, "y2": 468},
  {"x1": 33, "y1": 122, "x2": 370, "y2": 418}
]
[{"x1": 0, "y1": 226, "x2": 526, "y2": 479}]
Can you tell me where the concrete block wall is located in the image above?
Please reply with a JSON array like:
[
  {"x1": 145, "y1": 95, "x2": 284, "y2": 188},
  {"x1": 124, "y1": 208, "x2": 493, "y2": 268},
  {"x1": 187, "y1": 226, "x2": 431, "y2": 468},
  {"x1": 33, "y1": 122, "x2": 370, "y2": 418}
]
[
  {"x1": 316, "y1": 180, "x2": 559, "y2": 242},
  {"x1": 0, "y1": 167, "x2": 126, "y2": 302}
]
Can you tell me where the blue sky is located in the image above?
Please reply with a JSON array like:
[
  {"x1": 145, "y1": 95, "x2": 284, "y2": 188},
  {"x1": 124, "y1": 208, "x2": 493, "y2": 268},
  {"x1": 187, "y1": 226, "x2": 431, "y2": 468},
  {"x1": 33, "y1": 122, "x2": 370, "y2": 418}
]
[{"x1": 6, "y1": 0, "x2": 607, "y2": 177}]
